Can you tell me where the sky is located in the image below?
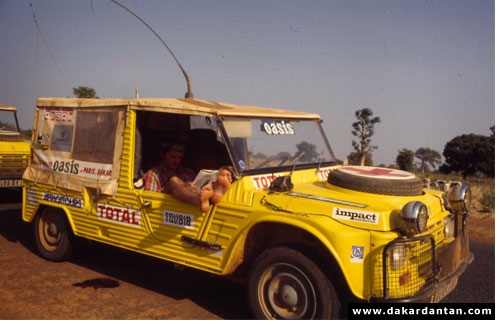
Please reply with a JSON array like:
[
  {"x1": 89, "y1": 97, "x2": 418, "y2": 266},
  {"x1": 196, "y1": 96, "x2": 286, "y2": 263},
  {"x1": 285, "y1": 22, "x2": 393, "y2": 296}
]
[{"x1": 0, "y1": 0, "x2": 495, "y2": 166}]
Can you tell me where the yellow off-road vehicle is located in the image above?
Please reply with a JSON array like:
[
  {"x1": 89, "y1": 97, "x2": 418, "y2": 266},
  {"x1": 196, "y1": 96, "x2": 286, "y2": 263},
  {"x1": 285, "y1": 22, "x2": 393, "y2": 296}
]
[
  {"x1": 0, "y1": 105, "x2": 30, "y2": 189},
  {"x1": 22, "y1": 97, "x2": 473, "y2": 319}
]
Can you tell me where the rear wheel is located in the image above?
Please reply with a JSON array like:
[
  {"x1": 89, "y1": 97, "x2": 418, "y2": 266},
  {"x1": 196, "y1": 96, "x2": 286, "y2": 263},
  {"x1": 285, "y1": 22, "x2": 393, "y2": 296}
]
[
  {"x1": 247, "y1": 247, "x2": 340, "y2": 319},
  {"x1": 34, "y1": 208, "x2": 72, "y2": 261}
]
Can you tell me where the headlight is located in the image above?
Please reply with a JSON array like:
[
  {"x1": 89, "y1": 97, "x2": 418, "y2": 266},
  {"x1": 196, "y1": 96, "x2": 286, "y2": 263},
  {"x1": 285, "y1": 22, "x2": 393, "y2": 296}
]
[
  {"x1": 444, "y1": 215, "x2": 456, "y2": 239},
  {"x1": 448, "y1": 184, "x2": 472, "y2": 214},
  {"x1": 390, "y1": 243, "x2": 407, "y2": 270},
  {"x1": 402, "y1": 201, "x2": 429, "y2": 234}
]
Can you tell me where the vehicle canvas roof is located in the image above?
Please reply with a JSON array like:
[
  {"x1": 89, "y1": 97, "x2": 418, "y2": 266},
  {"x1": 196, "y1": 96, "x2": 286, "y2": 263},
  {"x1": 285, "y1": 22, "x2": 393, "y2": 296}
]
[
  {"x1": 0, "y1": 105, "x2": 17, "y2": 111},
  {"x1": 36, "y1": 97, "x2": 320, "y2": 119}
]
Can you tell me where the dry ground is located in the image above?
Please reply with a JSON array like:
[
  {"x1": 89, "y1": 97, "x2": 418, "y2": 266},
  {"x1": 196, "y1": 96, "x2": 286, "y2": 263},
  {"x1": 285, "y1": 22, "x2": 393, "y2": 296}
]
[{"x1": 466, "y1": 185, "x2": 495, "y2": 245}]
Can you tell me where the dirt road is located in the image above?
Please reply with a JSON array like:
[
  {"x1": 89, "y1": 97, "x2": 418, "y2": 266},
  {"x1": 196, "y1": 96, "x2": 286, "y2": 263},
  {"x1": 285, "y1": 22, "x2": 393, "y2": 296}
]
[{"x1": 0, "y1": 207, "x2": 251, "y2": 320}]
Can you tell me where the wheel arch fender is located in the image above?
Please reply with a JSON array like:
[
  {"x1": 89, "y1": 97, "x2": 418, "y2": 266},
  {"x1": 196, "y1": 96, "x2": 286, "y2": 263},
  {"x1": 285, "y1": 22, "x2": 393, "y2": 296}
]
[
  {"x1": 223, "y1": 217, "x2": 351, "y2": 293},
  {"x1": 29, "y1": 203, "x2": 76, "y2": 235}
]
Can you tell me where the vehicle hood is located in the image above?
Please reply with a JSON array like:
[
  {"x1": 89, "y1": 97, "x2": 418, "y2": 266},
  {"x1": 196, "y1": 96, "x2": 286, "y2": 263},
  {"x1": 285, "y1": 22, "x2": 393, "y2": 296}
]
[
  {"x1": 264, "y1": 181, "x2": 446, "y2": 232},
  {"x1": 0, "y1": 137, "x2": 30, "y2": 154}
]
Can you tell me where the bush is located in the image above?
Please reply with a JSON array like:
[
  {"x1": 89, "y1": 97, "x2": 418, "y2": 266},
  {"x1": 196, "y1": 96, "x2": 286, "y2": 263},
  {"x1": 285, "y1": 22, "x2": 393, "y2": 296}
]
[{"x1": 479, "y1": 186, "x2": 495, "y2": 213}]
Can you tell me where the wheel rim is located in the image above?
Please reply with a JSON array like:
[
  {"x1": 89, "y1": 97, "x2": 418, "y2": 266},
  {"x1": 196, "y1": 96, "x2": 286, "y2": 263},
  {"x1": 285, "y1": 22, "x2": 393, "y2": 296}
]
[
  {"x1": 257, "y1": 263, "x2": 317, "y2": 319},
  {"x1": 38, "y1": 212, "x2": 63, "y2": 252}
]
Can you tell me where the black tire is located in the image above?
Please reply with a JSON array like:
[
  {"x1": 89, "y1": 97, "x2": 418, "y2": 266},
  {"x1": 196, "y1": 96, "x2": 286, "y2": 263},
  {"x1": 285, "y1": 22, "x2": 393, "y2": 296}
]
[
  {"x1": 328, "y1": 166, "x2": 423, "y2": 196},
  {"x1": 247, "y1": 247, "x2": 340, "y2": 320},
  {"x1": 34, "y1": 208, "x2": 72, "y2": 261}
]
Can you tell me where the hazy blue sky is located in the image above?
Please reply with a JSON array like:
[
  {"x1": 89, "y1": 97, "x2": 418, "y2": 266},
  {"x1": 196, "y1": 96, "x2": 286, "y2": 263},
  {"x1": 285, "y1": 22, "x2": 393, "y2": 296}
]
[{"x1": 0, "y1": 0, "x2": 494, "y2": 166}]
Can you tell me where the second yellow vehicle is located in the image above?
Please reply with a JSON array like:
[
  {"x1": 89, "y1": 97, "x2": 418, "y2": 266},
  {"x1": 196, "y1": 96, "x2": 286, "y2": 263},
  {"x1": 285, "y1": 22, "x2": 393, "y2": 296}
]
[{"x1": 0, "y1": 105, "x2": 30, "y2": 189}]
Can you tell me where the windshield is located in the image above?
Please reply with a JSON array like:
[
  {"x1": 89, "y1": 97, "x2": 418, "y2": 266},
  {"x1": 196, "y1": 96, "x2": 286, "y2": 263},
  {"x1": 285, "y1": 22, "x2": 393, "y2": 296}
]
[
  {"x1": 0, "y1": 109, "x2": 20, "y2": 133},
  {"x1": 221, "y1": 118, "x2": 335, "y2": 173}
]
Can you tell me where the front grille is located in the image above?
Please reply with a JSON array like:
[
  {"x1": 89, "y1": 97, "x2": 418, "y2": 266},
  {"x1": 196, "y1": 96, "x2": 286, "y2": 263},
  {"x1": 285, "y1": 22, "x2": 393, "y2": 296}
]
[
  {"x1": 0, "y1": 154, "x2": 29, "y2": 178},
  {"x1": 425, "y1": 218, "x2": 445, "y2": 245},
  {"x1": 373, "y1": 235, "x2": 436, "y2": 299}
]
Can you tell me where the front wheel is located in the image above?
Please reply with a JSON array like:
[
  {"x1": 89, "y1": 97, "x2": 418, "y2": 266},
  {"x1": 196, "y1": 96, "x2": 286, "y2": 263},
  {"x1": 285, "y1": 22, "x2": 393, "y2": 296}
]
[
  {"x1": 247, "y1": 247, "x2": 340, "y2": 319},
  {"x1": 34, "y1": 208, "x2": 72, "y2": 261}
]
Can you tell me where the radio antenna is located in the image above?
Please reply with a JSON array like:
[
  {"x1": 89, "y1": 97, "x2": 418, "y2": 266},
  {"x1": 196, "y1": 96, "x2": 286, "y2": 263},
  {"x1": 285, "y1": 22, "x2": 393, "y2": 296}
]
[
  {"x1": 30, "y1": 0, "x2": 70, "y2": 96},
  {"x1": 109, "y1": 0, "x2": 194, "y2": 99}
]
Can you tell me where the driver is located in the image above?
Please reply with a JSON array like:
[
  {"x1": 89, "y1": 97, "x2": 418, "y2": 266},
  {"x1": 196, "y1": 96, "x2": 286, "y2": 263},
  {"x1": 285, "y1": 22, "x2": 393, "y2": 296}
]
[{"x1": 144, "y1": 142, "x2": 232, "y2": 212}]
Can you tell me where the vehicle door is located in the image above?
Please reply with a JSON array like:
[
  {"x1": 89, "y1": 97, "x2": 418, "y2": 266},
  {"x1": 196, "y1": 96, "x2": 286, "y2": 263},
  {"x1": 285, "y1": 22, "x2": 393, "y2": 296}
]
[{"x1": 134, "y1": 112, "x2": 219, "y2": 251}]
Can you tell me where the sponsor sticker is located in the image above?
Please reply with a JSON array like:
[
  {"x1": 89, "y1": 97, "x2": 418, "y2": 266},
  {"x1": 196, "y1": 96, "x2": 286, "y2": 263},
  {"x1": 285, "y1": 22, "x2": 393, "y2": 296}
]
[
  {"x1": 36, "y1": 153, "x2": 113, "y2": 180},
  {"x1": 332, "y1": 207, "x2": 379, "y2": 225},
  {"x1": 163, "y1": 210, "x2": 195, "y2": 229},
  {"x1": 44, "y1": 107, "x2": 75, "y2": 122},
  {"x1": 26, "y1": 189, "x2": 37, "y2": 206},
  {"x1": 36, "y1": 133, "x2": 50, "y2": 150},
  {"x1": 50, "y1": 125, "x2": 74, "y2": 152},
  {"x1": 261, "y1": 120, "x2": 295, "y2": 135},
  {"x1": 42, "y1": 192, "x2": 83, "y2": 209},
  {"x1": 97, "y1": 203, "x2": 141, "y2": 227},
  {"x1": 350, "y1": 246, "x2": 364, "y2": 263},
  {"x1": 251, "y1": 173, "x2": 284, "y2": 189},
  {"x1": 317, "y1": 167, "x2": 336, "y2": 180}
]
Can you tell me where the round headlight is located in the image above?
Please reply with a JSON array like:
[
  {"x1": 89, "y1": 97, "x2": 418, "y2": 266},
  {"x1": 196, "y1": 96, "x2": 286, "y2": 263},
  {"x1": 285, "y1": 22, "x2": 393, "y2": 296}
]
[
  {"x1": 390, "y1": 243, "x2": 407, "y2": 270},
  {"x1": 402, "y1": 201, "x2": 429, "y2": 234},
  {"x1": 444, "y1": 215, "x2": 456, "y2": 239},
  {"x1": 449, "y1": 184, "x2": 472, "y2": 214}
]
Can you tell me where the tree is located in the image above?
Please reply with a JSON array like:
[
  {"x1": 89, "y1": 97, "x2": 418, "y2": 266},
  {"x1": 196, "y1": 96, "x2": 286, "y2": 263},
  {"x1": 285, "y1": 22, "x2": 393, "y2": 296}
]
[
  {"x1": 73, "y1": 86, "x2": 98, "y2": 98},
  {"x1": 347, "y1": 152, "x2": 373, "y2": 166},
  {"x1": 440, "y1": 133, "x2": 494, "y2": 179},
  {"x1": 396, "y1": 148, "x2": 414, "y2": 171},
  {"x1": 351, "y1": 108, "x2": 381, "y2": 166},
  {"x1": 415, "y1": 147, "x2": 441, "y2": 173},
  {"x1": 295, "y1": 141, "x2": 318, "y2": 162}
]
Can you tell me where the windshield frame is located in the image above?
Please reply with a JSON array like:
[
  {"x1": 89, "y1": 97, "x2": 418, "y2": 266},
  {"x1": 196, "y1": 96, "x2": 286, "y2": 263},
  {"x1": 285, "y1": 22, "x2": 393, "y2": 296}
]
[
  {"x1": 0, "y1": 108, "x2": 22, "y2": 134},
  {"x1": 217, "y1": 116, "x2": 337, "y2": 176}
]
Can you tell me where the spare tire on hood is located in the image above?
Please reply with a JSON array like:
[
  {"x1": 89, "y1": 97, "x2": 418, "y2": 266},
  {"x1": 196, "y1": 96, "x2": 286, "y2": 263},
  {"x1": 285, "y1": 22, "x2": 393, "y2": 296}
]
[{"x1": 327, "y1": 166, "x2": 423, "y2": 196}]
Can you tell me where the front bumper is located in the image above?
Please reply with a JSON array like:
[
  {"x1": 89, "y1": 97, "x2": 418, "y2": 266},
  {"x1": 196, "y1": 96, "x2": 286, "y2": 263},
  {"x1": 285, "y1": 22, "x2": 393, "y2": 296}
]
[
  {"x1": 369, "y1": 214, "x2": 472, "y2": 303},
  {"x1": 369, "y1": 250, "x2": 473, "y2": 303}
]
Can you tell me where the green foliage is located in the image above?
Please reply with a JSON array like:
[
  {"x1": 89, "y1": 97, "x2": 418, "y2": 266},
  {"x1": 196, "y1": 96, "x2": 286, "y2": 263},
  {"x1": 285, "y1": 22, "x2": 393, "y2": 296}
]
[
  {"x1": 415, "y1": 147, "x2": 441, "y2": 173},
  {"x1": 440, "y1": 133, "x2": 494, "y2": 179},
  {"x1": 73, "y1": 86, "x2": 98, "y2": 98},
  {"x1": 479, "y1": 185, "x2": 495, "y2": 213},
  {"x1": 347, "y1": 152, "x2": 373, "y2": 166},
  {"x1": 296, "y1": 141, "x2": 318, "y2": 162},
  {"x1": 351, "y1": 108, "x2": 381, "y2": 166},
  {"x1": 396, "y1": 148, "x2": 414, "y2": 171}
]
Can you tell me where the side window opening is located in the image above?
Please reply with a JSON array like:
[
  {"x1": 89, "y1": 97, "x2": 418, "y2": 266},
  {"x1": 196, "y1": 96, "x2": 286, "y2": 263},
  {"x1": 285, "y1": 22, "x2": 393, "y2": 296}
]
[
  {"x1": 136, "y1": 111, "x2": 190, "y2": 176},
  {"x1": 135, "y1": 112, "x2": 232, "y2": 191},
  {"x1": 73, "y1": 110, "x2": 119, "y2": 164},
  {"x1": 184, "y1": 115, "x2": 231, "y2": 174}
]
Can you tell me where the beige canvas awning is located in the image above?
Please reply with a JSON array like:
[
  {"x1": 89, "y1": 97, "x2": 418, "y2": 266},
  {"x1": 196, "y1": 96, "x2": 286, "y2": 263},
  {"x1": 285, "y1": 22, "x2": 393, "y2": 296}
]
[{"x1": 36, "y1": 97, "x2": 321, "y2": 119}]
